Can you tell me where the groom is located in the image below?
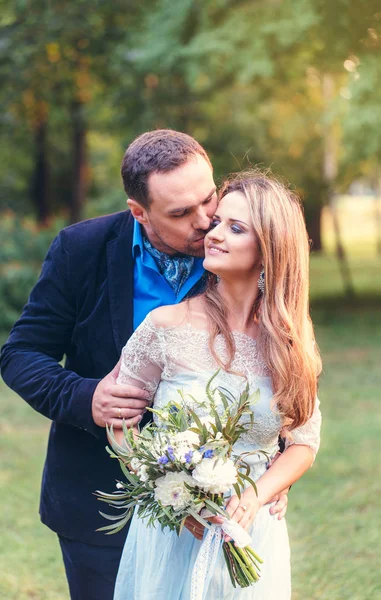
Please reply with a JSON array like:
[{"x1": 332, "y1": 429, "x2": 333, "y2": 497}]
[{"x1": 0, "y1": 130, "x2": 287, "y2": 600}]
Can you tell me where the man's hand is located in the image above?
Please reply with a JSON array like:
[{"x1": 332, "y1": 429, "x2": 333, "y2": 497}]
[
  {"x1": 266, "y1": 452, "x2": 289, "y2": 520},
  {"x1": 268, "y1": 490, "x2": 289, "y2": 520},
  {"x1": 92, "y1": 361, "x2": 151, "y2": 428}
]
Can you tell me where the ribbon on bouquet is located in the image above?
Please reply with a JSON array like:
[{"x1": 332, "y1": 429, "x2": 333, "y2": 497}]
[{"x1": 190, "y1": 512, "x2": 252, "y2": 600}]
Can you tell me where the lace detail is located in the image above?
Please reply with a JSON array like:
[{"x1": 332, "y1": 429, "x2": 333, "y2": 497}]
[
  {"x1": 240, "y1": 413, "x2": 282, "y2": 449},
  {"x1": 117, "y1": 316, "x2": 166, "y2": 395},
  {"x1": 117, "y1": 313, "x2": 321, "y2": 457},
  {"x1": 149, "y1": 322, "x2": 270, "y2": 379},
  {"x1": 283, "y1": 398, "x2": 322, "y2": 457}
]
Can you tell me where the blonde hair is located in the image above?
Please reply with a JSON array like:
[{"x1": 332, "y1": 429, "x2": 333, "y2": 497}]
[{"x1": 204, "y1": 169, "x2": 322, "y2": 430}]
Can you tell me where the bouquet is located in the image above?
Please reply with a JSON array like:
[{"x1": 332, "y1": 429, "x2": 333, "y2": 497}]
[{"x1": 96, "y1": 372, "x2": 264, "y2": 591}]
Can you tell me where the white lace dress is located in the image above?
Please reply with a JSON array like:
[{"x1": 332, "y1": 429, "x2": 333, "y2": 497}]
[{"x1": 113, "y1": 313, "x2": 321, "y2": 600}]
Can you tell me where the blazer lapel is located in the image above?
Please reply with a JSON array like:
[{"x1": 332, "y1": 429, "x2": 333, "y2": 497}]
[{"x1": 107, "y1": 211, "x2": 135, "y2": 354}]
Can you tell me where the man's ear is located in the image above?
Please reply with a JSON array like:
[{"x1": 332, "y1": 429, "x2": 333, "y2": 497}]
[{"x1": 127, "y1": 199, "x2": 149, "y2": 226}]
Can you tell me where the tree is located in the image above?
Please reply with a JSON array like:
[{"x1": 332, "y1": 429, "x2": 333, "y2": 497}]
[{"x1": 0, "y1": 1, "x2": 144, "y2": 223}]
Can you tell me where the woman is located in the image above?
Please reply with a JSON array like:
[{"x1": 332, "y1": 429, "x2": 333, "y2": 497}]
[{"x1": 112, "y1": 170, "x2": 322, "y2": 599}]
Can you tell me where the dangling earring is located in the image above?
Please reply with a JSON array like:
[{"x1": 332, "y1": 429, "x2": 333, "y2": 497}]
[{"x1": 258, "y1": 268, "x2": 265, "y2": 294}]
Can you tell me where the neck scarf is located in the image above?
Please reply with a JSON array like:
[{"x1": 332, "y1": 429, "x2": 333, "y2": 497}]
[{"x1": 143, "y1": 236, "x2": 195, "y2": 295}]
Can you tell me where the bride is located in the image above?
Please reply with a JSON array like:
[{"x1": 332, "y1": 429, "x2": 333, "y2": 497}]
[{"x1": 111, "y1": 170, "x2": 322, "y2": 599}]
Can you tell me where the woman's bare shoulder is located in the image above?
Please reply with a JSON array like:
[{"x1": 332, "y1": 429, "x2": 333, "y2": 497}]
[
  {"x1": 149, "y1": 303, "x2": 189, "y2": 329},
  {"x1": 150, "y1": 297, "x2": 207, "y2": 330}
]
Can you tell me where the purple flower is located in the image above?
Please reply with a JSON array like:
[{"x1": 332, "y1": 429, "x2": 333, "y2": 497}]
[
  {"x1": 203, "y1": 449, "x2": 214, "y2": 459},
  {"x1": 184, "y1": 451, "x2": 193, "y2": 464},
  {"x1": 158, "y1": 456, "x2": 169, "y2": 465},
  {"x1": 167, "y1": 446, "x2": 175, "y2": 461}
]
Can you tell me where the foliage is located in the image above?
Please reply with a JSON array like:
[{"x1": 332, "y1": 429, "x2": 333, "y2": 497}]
[
  {"x1": 0, "y1": 0, "x2": 146, "y2": 221},
  {"x1": 0, "y1": 214, "x2": 61, "y2": 333},
  {"x1": 1, "y1": 0, "x2": 380, "y2": 231},
  {"x1": 341, "y1": 54, "x2": 381, "y2": 180},
  {"x1": 110, "y1": 0, "x2": 381, "y2": 248}
]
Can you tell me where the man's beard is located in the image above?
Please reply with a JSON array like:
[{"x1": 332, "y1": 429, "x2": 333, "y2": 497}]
[
  {"x1": 150, "y1": 225, "x2": 208, "y2": 258},
  {"x1": 182, "y1": 238, "x2": 206, "y2": 257}
]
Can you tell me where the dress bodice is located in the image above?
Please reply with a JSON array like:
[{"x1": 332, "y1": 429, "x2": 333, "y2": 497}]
[{"x1": 117, "y1": 313, "x2": 321, "y2": 468}]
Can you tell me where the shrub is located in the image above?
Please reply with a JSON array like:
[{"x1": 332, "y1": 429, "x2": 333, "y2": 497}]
[{"x1": 0, "y1": 213, "x2": 63, "y2": 336}]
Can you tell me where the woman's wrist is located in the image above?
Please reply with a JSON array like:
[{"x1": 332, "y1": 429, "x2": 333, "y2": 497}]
[{"x1": 243, "y1": 486, "x2": 262, "y2": 510}]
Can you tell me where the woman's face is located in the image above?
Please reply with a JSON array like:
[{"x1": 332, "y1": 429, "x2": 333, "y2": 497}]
[{"x1": 203, "y1": 191, "x2": 262, "y2": 279}]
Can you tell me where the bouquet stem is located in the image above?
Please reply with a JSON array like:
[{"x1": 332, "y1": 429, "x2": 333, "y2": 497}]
[{"x1": 223, "y1": 542, "x2": 263, "y2": 588}]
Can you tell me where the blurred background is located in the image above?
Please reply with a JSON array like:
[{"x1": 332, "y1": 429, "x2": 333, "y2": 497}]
[{"x1": 1, "y1": 1, "x2": 380, "y2": 599}]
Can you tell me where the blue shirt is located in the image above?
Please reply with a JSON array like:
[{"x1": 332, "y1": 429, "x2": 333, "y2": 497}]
[{"x1": 132, "y1": 220, "x2": 205, "y2": 329}]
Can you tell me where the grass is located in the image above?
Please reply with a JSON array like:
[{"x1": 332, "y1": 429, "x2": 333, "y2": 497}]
[
  {"x1": 0, "y1": 388, "x2": 68, "y2": 599},
  {"x1": 289, "y1": 306, "x2": 381, "y2": 600},
  {"x1": 1, "y1": 302, "x2": 380, "y2": 599},
  {"x1": 1, "y1": 195, "x2": 380, "y2": 598}
]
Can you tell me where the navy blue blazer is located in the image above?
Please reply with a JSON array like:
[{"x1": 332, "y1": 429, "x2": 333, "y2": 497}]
[{"x1": 1, "y1": 210, "x2": 139, "y2": 546}]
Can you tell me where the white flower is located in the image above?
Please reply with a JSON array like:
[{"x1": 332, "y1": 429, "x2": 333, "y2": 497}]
[
  {"x1": 151, "y1": 438, "x2": 169, "y2": 458},
  {"x1": 173, "y1": 444, "x2": 192, "y2": 464},
  {"x1": 174, "y1": 430, "x2": 200, "y2": 447},
  {"x1": 154, "y1": 472, "x2": 195, "y2": 511},
  {"x1": 130, "y1": 457, "x2": 141, "y2": 472},
  {"x1": 192, "y1": 457, "x2": 237, "y2": 494},
  {"x1": 137, "y1": 465, "x2": 149, "y2": 482},
  {"x1": 215, "y1": 432, "x2": 223, "y2": 440},
  {"x1": 116, "y1": 482, "x2": 124, "y2": 489},
  {"x1": 166, "y1": 430, "x2": 201, "y2": 463},
  {"x1": 191, "y1": 450, "x2": 202, "y2": 465}
]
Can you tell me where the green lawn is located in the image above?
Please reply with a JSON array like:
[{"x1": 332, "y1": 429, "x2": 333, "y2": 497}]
[
  {"x1": 1, "y1": 250, "x2": 381, "y2": 599},
  {"x1": 290, "y1": 305, "x2": 381, "y2": 600}
]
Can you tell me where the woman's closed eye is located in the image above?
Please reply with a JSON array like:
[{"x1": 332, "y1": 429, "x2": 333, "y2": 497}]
[
  {"x1": 210, "y1": 218, "x2": 220, "y2": 228},
  {"x1": 230, "y1": 224, "x2": 244, "y2": 234}
]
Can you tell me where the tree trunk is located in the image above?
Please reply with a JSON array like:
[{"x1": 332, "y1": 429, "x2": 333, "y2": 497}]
[
  {"x1": 70, "y1": 100, "x2": 88, "y2": 224},
  {"x1": 305, "y1": 202, "x2": 323, "y2": 251},
  {"x1": 374, "y1": 169, "x2": 381, "y2": 256},
  {"x1": 302, "y1": 179, "x2": 327, "y2": 252},
  {"x1": 31, "y1": 119, "x2": 51, "y2": 226},
  {"x1": 322, "y1": 73, "x2": 355, "y2": 298}
]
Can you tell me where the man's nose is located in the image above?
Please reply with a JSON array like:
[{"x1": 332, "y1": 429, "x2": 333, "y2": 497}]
[{"x1": 194, "y1": 208, "x2": 212, "y2": 231}]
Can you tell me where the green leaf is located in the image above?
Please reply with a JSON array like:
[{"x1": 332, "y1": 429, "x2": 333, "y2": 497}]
[{"x1": 187, "y1": 508, "x2": 212, "y2": 530}]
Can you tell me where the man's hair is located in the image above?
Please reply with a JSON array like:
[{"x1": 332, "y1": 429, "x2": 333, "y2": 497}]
[{"x1": 121, "y1": 129, "x2": 212, "y2": 209}]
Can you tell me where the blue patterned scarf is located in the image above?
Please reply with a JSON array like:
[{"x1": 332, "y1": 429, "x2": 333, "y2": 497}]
[{"x1": 143, "y1": 236, "x2": 195, "y2": 295}]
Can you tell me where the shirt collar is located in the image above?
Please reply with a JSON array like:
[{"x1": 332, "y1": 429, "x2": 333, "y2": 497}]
[
  {"x1": 132, "y1": 219, "x2": 144, "y2": 259},
  {"x1": 132, "y1": 219, "x2": 204, "y2": 271}
]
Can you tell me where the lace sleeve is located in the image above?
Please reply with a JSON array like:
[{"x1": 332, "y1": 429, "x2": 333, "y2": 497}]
[
  {"x1": 283, "y1": 398, "x2": 322, "y2": 459},
  {"x1": 116, "y1": 313, "x2": 165, "y2": 398}
]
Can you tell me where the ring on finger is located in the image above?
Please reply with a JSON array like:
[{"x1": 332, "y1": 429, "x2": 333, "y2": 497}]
[
  {"x1": 239, "y1": 504, "x2": 248, "y2": 512},
  {"x1": 118, "y1": 407, "x2": 123, "y2": 419}
]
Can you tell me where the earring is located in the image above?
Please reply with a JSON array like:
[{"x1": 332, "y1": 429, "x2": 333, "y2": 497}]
[{"x1": 258, "y1": 268, "x2": 265, "y2": 294}]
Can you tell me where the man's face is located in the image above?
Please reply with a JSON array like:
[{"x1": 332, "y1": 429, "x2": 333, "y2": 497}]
[{"x1": 139, "y1": 155, "x2": 217, "y2": 257}]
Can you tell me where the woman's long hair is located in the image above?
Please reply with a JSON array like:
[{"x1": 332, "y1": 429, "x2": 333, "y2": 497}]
[{"x1": 204, "y1": 169, "x2": 322, "y2": 430}]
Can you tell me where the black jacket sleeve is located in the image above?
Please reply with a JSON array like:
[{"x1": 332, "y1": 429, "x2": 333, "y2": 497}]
[{"x1": 0, "y1": 232, "x2": 102, "y2": 438}]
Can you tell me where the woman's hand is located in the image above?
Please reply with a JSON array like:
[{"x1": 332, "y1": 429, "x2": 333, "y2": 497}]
[
  {"x1": 183, "y1": 516, "x2": 204, "y2": 541},
  {"x1": 223, "y1": 487, "x2": 261, "y2": 542}
]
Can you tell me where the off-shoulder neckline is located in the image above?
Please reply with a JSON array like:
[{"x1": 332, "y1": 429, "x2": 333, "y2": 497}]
[{"x1": 146, "y1": 312, "x2": 258, "y2": 345}]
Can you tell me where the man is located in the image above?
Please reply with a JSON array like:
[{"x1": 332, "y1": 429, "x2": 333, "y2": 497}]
[{"x1": 0, "y1": 130, "x2": 287, "y2": 600}]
